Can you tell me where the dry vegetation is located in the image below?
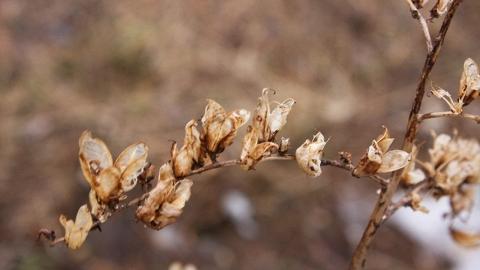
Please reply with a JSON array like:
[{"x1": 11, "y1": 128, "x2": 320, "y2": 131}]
[{"x1": 1, "y1": 0, "x2": 480, "y2": 269}]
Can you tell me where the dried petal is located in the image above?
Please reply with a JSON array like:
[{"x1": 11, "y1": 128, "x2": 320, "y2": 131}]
[
  {"x1": 268, "y1": 98, "x2": 295, "y2": 138},
  {"x1": 459, "y1": 58, "x2": 480, "y2": 106},
  {"x1": 95, "y1": 167, "x2": 122, "y2": 202},
  {"x1": 89, "y1": 189, "x2": 109, "y2": 223},
  {"x1": 115, "y1": 143, "x2": 148, "y2": 173},
  {"x1": 136, "y1": 162, "x2": 193, "y2": 230},
  {"x1": 79, "y1": 131, "x2": 113, "y2": 186},
  {"x1": 114, "y1": 143, "x2": 148, "y2": 191},
  {"x1": 240, "y1": 126, "x2": 278, "y2": 170},
  {"x1": 252, "y1": 88, "x2": 272, "y2": 142},
  {"x1": 59, "y1": 205, "x2": 93, "y2": 250},
  {"x1": 153, "y1": 179, "x2": 193, "y2": 229},
  {"x1": 431, "y1": 86, "x2": 459, "y2": 112},
  {"x1": 172, "y1": 120, "x2": 202, "y2": 177},
  {"x1": 450, "y1": 228, "x2": 480, "y2": 248},
  {"x1": 296, "y1": 132, "x2": 327, "y2": 177},
  {"x1": 201, "y1": 99, "x2": 250, "y2": 154},
  {"x1": 377, "y1": 150, "x2": 411, "y2": 174}
]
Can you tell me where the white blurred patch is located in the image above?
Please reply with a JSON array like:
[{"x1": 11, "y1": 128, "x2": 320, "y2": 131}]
[
  {"x1": 391, "y1": 193, "x2": 480, "y2": 270},
  {"x1": 221, "y1": 190, "x2": 258, "y2": 239},
  {"x1": 151, "y1": 226, "x2": 187, "y2": 251}
]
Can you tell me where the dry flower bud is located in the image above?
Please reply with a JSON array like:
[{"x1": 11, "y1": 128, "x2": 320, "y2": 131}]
[
  {"x1": 458, "y1": 58, "x2": 480, "y2": 107},
  {"x1": 401, "y1": 145, "x2": 426, "y2": 185},
  {"x1": 201, "y1": 99, "x2": 250, "y2": 155},
  {"x1": 295, "y1": 132, "x2": 327, "y2": 177},
  {"x1": 79, "y1": 131, "x2": 149, "y2": 203},
  {"x1": 252, "y1": 88, "x2": 295, "y2": 142},
  {"x1": 59, "y1": 204, "x2": 93, "y2": 249},
  {"x1": 450, "y1": 228, "x2": 480, "y2": 248},
  {"x1": 428, "y1": 133, "x2": 480, "y2": 193},
  {"x1": 354, "y1": 127, "x2": 410, "y2": 176},
  {"x1": 136, "y1": 163, "x2": 193, "y2": 230},
  {"x1": 409, "y1": 192, "x2": 429, "y2": 213},
  {"x1": 279, "y1": 137, "x2": 290, "y2": 154},
  {"x1": 240, "y1": 126, "x2": 278, "y2": 170},
  {"x1": 431, "y1": 0, "x2": 452, "y2": 18},
  {"x1": 171, "y1": 120, "x2": 202, "y2": 177}
]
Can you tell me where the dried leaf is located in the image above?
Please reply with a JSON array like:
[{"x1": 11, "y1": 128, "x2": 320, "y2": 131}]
[
  {"x1": 377, "y1": 150, "x2": 411, "y2": 173},
  {"x1": 450, "y1": 228, "x2": 480, "y2": 248},
  {"x1": 252, "y1": 88, "x2": 272, "y2": 142},
  {"x1": 59, "y1": 205, "x2": 93, "y2": 250},
  {"x1": 296, "y1": 132, "x2": 327, "y2": 177}
]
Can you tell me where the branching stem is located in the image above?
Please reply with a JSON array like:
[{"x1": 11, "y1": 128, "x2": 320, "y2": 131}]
[
  {"x1": 350, "y1": 1, "x2": 463, "y2": 269},
  {"x1": 418, "y1": 111, "x2": 480, "y2": 123}
]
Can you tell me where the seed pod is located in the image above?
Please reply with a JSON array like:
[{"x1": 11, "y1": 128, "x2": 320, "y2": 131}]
[
  {"x1": 353, "y1": 127, "x2": 410, "y2": 176},
  {"x1": 201, "y1": 99, "x2": 250, "y2": 154},
  {"x1": 296, "y1": 132, "x2": 327, "y2": 177},
  {"x1": 59, "y1": 205, "x2": 93, "y2": 249}
]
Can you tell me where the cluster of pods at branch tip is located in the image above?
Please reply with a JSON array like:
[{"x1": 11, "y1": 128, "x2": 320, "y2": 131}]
[{"x1": 431, "y1": 58, "x2": 480, "y2": 113}]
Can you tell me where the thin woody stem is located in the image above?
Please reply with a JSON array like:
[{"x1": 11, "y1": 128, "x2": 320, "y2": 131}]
[
  {"x1": 40, "y1": 153, "x2": 383, "y2": 247},
  {"x1": 350, "y1": 1, "x2": 463, "y2": 269},
  {"x1": 404, "y1": 0, "x2": 433, "y2": 53},
  {"x1": 384, "y1": 180, "x2": 431, "y2": 220},
  {"x1": 417, "y1": 111, "x2": 480, "y2": 123}
]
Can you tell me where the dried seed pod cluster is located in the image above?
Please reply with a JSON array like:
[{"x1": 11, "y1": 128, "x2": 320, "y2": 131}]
[
  {"x1": 424, "y1": 133, "x2": 479, "y2": 214},
  {"x1": 240, "y1": 89, "x2": 295, "y2": 170},
  {"x1": 431, "y1": 58, "x2": 480, "y2": 113},
  {"x1": 48, "y1": 86, "x2": 480, "y2": 252},
  {"x1": 353, "y1": 127, "x2": 410, "y2": 177}
]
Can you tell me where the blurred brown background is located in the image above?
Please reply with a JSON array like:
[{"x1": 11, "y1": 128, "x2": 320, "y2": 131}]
[{"x1": 1, "y1": 0, "x2": 480, "y2": 269}]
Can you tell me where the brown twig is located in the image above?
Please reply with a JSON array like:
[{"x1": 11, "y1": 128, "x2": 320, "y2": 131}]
[
  {"x1": 384, "y1": 180, "x2": 431, "y2": 220},
  {"x1": 404, "y1": 0, "x2": 434, "y2": 53},
  {"x1": 418, "y1": 111, "x2": 480, "y2": 123},
  {"x1": 349, "y1": 1, "x2": 463, "y2": 269}
]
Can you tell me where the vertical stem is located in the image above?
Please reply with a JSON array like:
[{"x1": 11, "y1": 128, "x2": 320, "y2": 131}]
[{"x1": 349, "y1": 1, "x2": 463, "y2": 269}]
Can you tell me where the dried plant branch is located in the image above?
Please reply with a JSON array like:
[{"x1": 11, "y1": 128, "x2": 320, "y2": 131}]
[
  {"x1": 350, "y1": 1, "x2": 463, "y2": 269},
  {"x1": 404, "y1": 0, "x2": 434, "y2": 52},
  {"x1": 384, "y1": 180, "x2": 432, "y2": 220},
  {"x1": 418, "y1": 111, "x2": 480, "y2": 123},
  {"x1": 39, "y1": 154, "x2": 385, "y2": 247}
]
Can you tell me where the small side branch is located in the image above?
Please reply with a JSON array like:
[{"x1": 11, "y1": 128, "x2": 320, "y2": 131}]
[
  {"x1": 39, "y1": 153, "x2": 386, "y2": 247},
  {"x1": 404, "y1": 0, "x2": 433, "y2": 53},
  {"x1": 418, "y1": 111, "x2": 480, "y2": 123}
]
